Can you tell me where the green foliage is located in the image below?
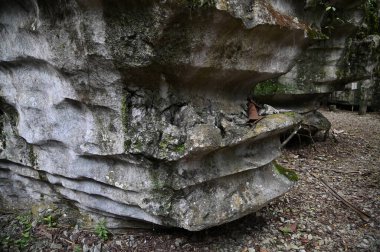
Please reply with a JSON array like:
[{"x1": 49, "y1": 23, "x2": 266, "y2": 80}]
[
  {"x1": 95, "y1": 220, "x2": 109, "y2": 241},
  {"x1": 15, "y1": 214, "x2": 33, "y2": 249},
  {"x1": 0, "y1": 236, "x2": 12, "y2": 248},
  {"x1": 16, "y1": 215, "x2": 32, "y2": 233},
  {"x1": 43, "y1": 215, "x2": 57, "y2": 228},
  {"x1": 273, "y1": 161, "x2": 299, "y2": 182},
  {"x1": 363, "y1": 0, "x2": 379, "y2": 34},
  {"x1": 74, "y1": 244, "x2": 82, "y2": 252},
  {"x1": 319, "y1": 1, "x2": 346, "y2": 34},
  {"x1": 254, "y1": 79, "x2": 297, "y2": 96},
  {"x1": 159, "y1": 139, "x2": 169, "y2": 150},
  {"x1": 254, "y1": 79, "x2": 279, "y2": 96},
  {"x1": 174, "y1": 144, "x2": 186, "y2": 154},
  {"x1": 15, "y1": 231, "x2": 30, "y2": 249},
  {"x1": 1, "y1": 214, "x2": 34, "y2": 250},
  {"x1": 307, "y1": 27, "x2": 330, "y2": 40},
  {"x1": 279, "y1": 225, "x2": 292, "y2": 234},
  {"x1": 187, "y1": 0, "x2": 216, "y2": 9}
]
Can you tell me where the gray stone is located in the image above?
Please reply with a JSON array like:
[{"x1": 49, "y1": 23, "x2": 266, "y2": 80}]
[
  {"x1": 175, "y1": 238, "x2": 183, "y2": 247},
  {"x1": 0, "y1": 0, "x2": 373, "y2": 231},
  {"x1": 50, "y1": 243, "x2": 63, "y2": 249},
  {"x1": 93, "y1": 244, "x2": 102, "y2": 252},
  {"x1": 0, "y1": 0, "x2": 305, "y2": 230}
]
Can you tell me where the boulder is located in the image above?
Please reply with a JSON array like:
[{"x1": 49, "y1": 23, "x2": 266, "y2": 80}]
[{"x1": 1, "y1": 0, "x2": 374, "y2": 230}]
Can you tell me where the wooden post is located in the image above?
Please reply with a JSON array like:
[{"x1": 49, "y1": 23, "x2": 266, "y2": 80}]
[{"x1": 358, "y1": 87, "x2": 368, "y2": 115}]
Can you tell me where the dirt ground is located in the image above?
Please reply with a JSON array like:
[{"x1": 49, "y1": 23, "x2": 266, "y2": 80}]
[{"x1": 1, "y1": 109, "x2": 379, "y2": 252}]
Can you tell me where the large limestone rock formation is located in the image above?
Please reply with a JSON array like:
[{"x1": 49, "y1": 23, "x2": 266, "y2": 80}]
[
  {"x1": 0, "y1": 0, "x2": 376, "y2": 230},
  {"x1": 253, "y1": 0, "x2": 379, "y2": 113}
]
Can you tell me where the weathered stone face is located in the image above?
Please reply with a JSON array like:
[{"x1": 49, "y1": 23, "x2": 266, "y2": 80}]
[
  {"x1": 252, "y1": 0, "x2": 379, "y2": 113},
  {"x1": 1, "y1": 0, "x2": 372, "y2": 230}
]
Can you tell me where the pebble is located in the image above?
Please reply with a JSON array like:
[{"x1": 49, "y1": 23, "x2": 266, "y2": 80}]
[
  {"x1": 288, "y1": 243, "x2": 299, "y2": 250},
  {"x1": 50, "y1": 243, "x2": 62, "y2": 249},
  {"x1": 262, "y1": 238, "x2": 271, "y2": 244},
  {"x1": 175, "y1": 238, "x2": 183, "y2": 247},
  {"x1": 83, "y1": 244, "x2": 91, "y2": 252},
  {"x1": 356, "y1": 242, "x2": 369, "y2": 249},
  {"x1": 93, "y1": 244, "x2": 102, "y2": 252}
]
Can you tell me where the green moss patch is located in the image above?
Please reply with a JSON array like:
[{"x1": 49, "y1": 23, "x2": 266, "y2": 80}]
[
  {"x1": 254, "y1": 79, "x2": 298, "y2": 96},
  {"x1": 363, "y1": 0, "x2": 379, "y2": 35},
  {"x1": 307, "y1": 28, "x2": 329, "y2": 40},
  {"x1": 174, "y1": 144, "x2": 186, "y2": 154},
  {"x1": 186, "y1": 0, "x2": 216, "y2": 9},
  {"x1": 273, "y1": 161, "x2": 299, "y2": 181},
  {"x1": 28, "y1": 145, "x2": 38, "y2": 169}
]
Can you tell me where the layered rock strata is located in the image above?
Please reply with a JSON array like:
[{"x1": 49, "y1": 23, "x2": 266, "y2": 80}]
[{"x1": 2, "y1": 0, "x2": 371, "y2": 230}]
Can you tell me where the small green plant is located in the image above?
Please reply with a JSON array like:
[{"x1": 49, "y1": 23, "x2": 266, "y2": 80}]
[
  {"x1": 15, "y1": 231, "x2": 30, "y2": 249},
  {"x1": 321, "y1": 2, "x2": 346, "y2": 34},
  {"x1": 16, "y1": 214, "x2": 31, "y2": 227},
  {"x1": 325, "y1": 5, "x2": 336, "y2": 12},
  {"x1": 95, "y1": 220, "x2": 109, "y2": 241},
  {"x1": 1, "y1": 236, "x2": 12, "y2": 247},
  {"x1": 279, "y1": 225, "x2": 292, "y2": 234},
  {"x1": 15, "y1": 214, "x2": 33, "y2": 249},
  {"x1": 74, "y1": 244, "x2": 82, "y2": 252},
  {"x1": 174, "y1": 144, "x2": 186, "y2": 154},
  {"x1": 43, "y1": 215, "x2": 57, "y2": 227},
  {"x1": 363, "y1": 0, "x2": 379, "y2": 34}
]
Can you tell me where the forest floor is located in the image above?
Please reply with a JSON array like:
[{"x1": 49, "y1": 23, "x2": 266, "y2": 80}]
[{"x1": 1, "y1": 109, "x2": 379, "y2": 252}]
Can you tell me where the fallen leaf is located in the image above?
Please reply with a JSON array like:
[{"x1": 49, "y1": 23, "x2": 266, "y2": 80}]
[
  {"x1": 290, "y1": 223, "x2": 297, "y2": 232},
  {"x1": 279, "y1": 225, "x2": 292, "y2": 234}
]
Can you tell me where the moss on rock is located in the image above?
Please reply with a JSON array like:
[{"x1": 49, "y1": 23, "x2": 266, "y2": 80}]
[
  {"x1": 254, "y1": 79, "x2": 299, "y2": 96},
  {"x1": 363, "y1": 0, "x2": 379, "y2": 35},
  {"x1": 307, "y1": 27, "x2": 330, "y2": 40},
  {"x1": 273, "y1": 161, "x2": 299, "y2": 182},
  {"x1": 28, "y1": 145, "x2": 38, "y2": 169}
]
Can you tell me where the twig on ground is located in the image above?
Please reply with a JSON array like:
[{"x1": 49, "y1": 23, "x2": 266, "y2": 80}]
[
  {"x1": 330, "y1": 169, "x2": 362, "y2": 174},
  {"x1": 281, "y1": 124, "x2": 302, "y2": 148},
  {"x1": 60, "y1": 237, "x2": 75, "y2": 245},
  {"x1": 310, "y1": 172, "x2": 371, "y2": 222}
]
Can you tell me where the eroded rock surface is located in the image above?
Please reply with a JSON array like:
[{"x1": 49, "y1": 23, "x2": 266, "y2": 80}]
[
  {"x1": 0, "y1": 0, "x2": 375, "y2": 230},
  {"x1": 253, "y1": 0, "x2": 379, "y2": 113}
]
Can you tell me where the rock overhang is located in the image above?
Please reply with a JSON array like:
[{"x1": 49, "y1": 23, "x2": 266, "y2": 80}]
[{"x1": 0, "y1": 0, "x2": 325, "y2": 231}]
